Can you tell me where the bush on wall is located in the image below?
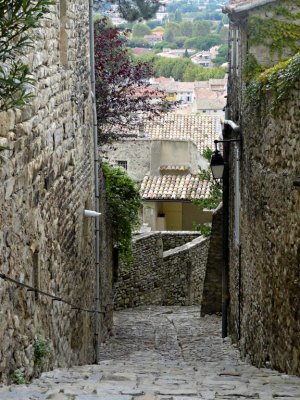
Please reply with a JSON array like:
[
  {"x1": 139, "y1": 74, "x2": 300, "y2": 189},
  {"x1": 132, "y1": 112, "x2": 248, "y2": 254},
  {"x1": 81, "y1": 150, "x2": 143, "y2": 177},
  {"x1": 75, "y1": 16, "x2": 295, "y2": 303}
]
[{"x1": 102, "y1": 162, "x2": 142, "y2": 264}]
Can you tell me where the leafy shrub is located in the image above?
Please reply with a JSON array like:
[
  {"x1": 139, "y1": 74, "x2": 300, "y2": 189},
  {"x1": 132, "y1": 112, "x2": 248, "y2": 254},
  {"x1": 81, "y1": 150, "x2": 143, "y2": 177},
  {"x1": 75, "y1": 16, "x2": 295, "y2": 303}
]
[
  {"x1": 34, "y1": 336, "x2": 50, "y2": 367},
  {"x1": 102, "y1": 163, "x2": 142, "y2": 264},
  {"x1": 11, "y1": 369, "x2": 28, "y2": 385}
]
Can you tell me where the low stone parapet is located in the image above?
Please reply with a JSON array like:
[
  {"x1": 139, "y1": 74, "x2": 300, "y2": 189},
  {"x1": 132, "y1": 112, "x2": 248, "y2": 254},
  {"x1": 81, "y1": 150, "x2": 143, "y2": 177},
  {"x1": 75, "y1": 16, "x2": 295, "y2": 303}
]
[{"x1": 114, "y1": 232, "x2": 209, "y2": 309}]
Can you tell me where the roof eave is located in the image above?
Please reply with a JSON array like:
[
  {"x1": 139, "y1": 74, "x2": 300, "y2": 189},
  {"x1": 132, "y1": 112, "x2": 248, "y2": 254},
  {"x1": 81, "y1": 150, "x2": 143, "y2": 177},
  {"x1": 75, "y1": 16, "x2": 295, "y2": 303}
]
[{"x1": 223, "y1": 0, "x2": 276, "y2": 15}]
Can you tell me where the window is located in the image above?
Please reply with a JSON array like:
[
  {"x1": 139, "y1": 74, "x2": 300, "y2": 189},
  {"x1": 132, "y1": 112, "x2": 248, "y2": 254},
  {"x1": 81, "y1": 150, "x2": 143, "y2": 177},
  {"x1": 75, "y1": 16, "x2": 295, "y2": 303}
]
[{"x1": 117, "y1": 160, "x2": 127, "y2": 170}]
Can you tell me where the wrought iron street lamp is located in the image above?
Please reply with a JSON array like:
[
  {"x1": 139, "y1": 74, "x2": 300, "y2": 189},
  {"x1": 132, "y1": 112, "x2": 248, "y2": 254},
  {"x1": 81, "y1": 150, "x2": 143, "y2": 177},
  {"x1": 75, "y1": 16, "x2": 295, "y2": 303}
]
[
  {"x1": 210, "y1": 139, "x2": 241, "y2": 180},
  {"x1": 209, "y1": 119, "x2": 241, "y2": 339}
]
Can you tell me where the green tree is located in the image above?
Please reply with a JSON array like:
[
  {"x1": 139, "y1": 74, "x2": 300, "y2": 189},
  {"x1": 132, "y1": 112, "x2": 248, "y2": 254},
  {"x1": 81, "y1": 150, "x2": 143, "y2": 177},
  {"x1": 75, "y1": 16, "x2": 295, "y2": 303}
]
[
  {"x1": 219, "y1": 26, "x2": 229, "y2": 42},
  {"x1": 174, "y1": 9, "x2": 182, "y2": 22},
  {"x1": 135, "y1": 54, "x2": 226, "y2": 81},
  {"x1": 171, "y1": 58, "x2": 191, "y2": 80},
  {"x1": 164, "y1": 29, "x2": 175, "y2": 43},
  {"x1": 182, "y1": 64, "x2": 198, "y2": 81},
  {"x1": 153, "y1": 41, "x2": 177, "y2": 51},
  {"x1": 212, "y1": 43, "x2": 228, "y2": 66},
  {"x1": 132, "y1": 23, "x2": 152, "y2": 37},
  {"x1": 0, "y1": 0, "x2": 52, "y2": 111},
  {"x1": 180, "y1": 21, "x2": 193, "y2": 38},
  {"x1": 165, "y1": 22, "x2": 181, "y2": 36},
  {"x1": 115, "y1": 0, "x2": 160, "y2": 22},
  {"x1": 174, "y1": 36, "x2": 189, "y2": 48},
  {"x1": 192, "y1": 20, "x2": 211, "y2": 37}
]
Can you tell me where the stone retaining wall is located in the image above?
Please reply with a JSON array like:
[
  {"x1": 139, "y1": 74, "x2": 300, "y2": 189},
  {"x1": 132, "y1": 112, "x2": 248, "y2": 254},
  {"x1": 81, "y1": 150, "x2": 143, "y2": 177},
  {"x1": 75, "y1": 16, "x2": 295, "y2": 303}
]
[
  {"x1": 201, "y1": 204, "x2": 223, "y2": 315},
  {"x1": 161, "y1": 232, "x2": 201, "y2": 251},
  {"x1": 114, "y1": 232, "x2": 209, "y2": 309}
]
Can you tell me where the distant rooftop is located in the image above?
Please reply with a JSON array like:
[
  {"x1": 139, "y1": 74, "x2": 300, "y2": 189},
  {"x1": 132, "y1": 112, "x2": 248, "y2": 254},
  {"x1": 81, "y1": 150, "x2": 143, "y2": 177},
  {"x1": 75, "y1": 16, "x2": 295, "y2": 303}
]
[
  {"x1": 145, "y1": 114, "x2": 222, "y2": 154},
  {"x1": 113, "y1": 114, "x2": 221, "y2": 155},
  {"x1": 141, "y1": 174, "x2": 211, "y2": 201}
]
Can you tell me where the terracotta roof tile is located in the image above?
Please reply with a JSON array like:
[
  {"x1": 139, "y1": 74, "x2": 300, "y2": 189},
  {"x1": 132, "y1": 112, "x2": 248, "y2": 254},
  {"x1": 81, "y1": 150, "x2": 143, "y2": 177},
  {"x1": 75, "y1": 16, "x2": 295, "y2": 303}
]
[
  {"x1": 146, "y1": 114, "x2": 221, "y2": 153},
  {"x1": 110, "y1": 114, "x2": 222, "y2": 154},
  {"x1": 159, "y1": 164, "x2": 190, "y2": 173},
  {"x1": 141, "y1": 174, "x2": 211, "y2": 201}
]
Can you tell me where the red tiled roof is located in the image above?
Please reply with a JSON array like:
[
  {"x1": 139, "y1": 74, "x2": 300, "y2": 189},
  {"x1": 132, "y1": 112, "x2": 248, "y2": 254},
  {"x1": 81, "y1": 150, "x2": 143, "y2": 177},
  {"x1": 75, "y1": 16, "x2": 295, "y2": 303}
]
[
  {"x1": 132, "y1": 48, "x2": 152, "y2": 56},
  {"x1": 146, "y1": 114, "x2": 221, "y2": 154},
  {"x1": 108, "y1": 114, "x2": 222, "y2": 154},
  {"x1": 141, "y1": 174, "x2": 211, "y2": 201}
]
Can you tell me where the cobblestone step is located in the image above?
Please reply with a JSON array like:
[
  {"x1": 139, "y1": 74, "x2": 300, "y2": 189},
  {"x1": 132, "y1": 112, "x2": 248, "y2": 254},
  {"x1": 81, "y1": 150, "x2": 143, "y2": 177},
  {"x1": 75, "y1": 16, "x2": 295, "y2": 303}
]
[{"x1": 0, "y1": 306, "x2": 300, "y2": 400}]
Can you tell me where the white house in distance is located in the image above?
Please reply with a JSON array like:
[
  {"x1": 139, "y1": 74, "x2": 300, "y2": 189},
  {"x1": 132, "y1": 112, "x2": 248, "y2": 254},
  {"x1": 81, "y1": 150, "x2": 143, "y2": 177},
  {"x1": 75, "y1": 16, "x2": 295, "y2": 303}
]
[
  {"x1": 191, "y1": 51, "x2": 212, "y2": 68},
  {"x1": 104, "y1": 114, "x2": 222, "y2": 231},
  {"x1": 149, "y1": 77, "x2": 227, "y2": 115}
]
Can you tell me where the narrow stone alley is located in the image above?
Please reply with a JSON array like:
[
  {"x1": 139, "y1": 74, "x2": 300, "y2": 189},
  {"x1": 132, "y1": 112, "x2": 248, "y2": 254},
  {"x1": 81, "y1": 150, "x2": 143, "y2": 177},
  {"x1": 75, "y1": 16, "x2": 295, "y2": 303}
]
[{"x1": 1, "y1": 306, "x2": 300, "y2": 400}]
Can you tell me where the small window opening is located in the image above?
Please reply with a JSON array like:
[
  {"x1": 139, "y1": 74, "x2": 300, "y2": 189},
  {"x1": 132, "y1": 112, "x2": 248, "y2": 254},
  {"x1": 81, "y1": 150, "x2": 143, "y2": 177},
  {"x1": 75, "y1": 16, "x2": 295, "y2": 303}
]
[{"x1": 117, "y1": 160, "x2": 128, "y2": 170}]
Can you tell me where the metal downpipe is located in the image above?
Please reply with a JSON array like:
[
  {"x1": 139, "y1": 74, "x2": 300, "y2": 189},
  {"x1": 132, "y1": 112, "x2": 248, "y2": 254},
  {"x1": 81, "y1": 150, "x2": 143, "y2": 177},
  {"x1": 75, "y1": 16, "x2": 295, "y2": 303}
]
[{"x1": 88, "y1": 0, "x2": 101, "y2": 364}]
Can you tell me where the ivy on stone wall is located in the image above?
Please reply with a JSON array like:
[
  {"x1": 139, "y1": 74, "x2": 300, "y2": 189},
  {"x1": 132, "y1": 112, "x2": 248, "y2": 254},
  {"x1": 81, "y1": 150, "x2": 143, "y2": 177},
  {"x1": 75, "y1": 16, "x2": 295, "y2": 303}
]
[
  {"x1": 0, "y1": 0, "x2": 53, "y2": 111},
  {"x1": 244, "y1": 3, "x2": 300, "y2": 116},
  {"x1": 102, "y1": 162, "x2": 142, "y2": 265},
  {"x1": 246, "y1": 52, "x2": 300, "y2": 115},
  {"x1": 247, "y1": 1, "x2": 300, "y2": 58}
]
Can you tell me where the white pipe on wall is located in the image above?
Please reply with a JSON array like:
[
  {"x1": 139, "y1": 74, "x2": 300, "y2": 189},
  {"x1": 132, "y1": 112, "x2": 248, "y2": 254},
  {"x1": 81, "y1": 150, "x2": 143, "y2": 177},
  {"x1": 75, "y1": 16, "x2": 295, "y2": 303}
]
[{"x1": 88, "y1": 0, "x2": 101, "y2": 364}]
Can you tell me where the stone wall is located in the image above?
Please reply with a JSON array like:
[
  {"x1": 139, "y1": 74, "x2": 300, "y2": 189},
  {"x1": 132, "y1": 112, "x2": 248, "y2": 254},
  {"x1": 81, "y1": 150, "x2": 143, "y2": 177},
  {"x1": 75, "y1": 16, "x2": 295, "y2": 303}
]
[
  {"x1": 226, "y1": 3, "x2": 300, "y2": 376},
  {"x1": 114, "y1": 232, "x2": 209, "y2": 309},
  {"x1": 0, "y1": 2, "x2": 112, "y2": 383},
  {"x1": 201, "y1": 204, "x2": 223, "y2": 316},
  {"x1": 161, "y1": 232, "x2": 201, "y2": 251}
]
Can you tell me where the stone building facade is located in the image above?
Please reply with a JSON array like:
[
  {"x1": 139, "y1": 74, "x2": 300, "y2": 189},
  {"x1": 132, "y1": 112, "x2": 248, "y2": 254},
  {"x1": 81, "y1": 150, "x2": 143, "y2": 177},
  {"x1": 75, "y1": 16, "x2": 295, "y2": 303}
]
[
  {"x1": 225, "y1": 0, "x2": 300, "y2": 376},
  {"x1": 0, "y1": 1, "x2": 112, "y2": 383}
]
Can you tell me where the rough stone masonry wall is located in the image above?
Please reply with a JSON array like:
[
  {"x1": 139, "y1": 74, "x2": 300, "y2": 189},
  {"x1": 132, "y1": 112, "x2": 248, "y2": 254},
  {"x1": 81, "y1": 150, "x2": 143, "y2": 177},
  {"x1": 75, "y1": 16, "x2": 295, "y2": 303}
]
[
  {"x1": 232, "y1": 87, "x2": 300, "y2": 376},
  {"x1": 114, "y1": 232, "x2": 209, "y2": 309},
  {"x1": 227, "y1": 11, "x2": 300, "y2": 374},
  {"x1": 0, "y1": 2, "x2": 112, "y2": 383},
  {"x1": 161, "y1": 232, "x2": 201, "y2": 251},
  {"x1": 201, "y1": 204, "x2": 223, "y2": 316}
]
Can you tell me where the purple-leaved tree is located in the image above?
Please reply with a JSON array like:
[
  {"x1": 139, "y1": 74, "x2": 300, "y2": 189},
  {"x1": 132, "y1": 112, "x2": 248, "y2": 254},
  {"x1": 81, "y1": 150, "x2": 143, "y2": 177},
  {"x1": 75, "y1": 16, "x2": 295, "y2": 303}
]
[{"x1": 94, "y1": 18, "x2": 172, "y2": 145}]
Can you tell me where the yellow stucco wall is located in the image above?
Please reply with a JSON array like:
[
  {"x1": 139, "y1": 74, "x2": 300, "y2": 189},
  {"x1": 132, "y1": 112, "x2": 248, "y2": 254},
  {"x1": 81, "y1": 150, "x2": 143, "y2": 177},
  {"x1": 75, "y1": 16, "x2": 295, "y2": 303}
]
[
  {"x1": 162, "y1": 202, "x2": 182, "y2": 231},
  {"x1": 143, "y1": 201, "x2": 213, "y2": 231},
  {"x1": 182, "y1": 202, "x2": 212, "y2": 230}
]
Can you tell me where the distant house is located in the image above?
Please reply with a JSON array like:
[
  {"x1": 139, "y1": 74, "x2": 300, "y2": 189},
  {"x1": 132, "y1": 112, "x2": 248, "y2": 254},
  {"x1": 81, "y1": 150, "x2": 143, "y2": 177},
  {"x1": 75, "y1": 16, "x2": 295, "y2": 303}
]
[
  {"x1": 156, "y1": 6, "x2": 169, "y2": 23},
  {"x1": 104, "y1": 114, "x2": 222, "y2": 231},
  {"x1": 191, "y1": 51, "x2": 212, "y2": 67},
  {"x1": 192, "y1": 88, "x2": 226, "y2": 116},
  {"x1": 143, "y1": 34, "x2": 163, "y2": 46},
  {"x1": 141, "y1": 171, "x2": 212, "y2": 231},
  {"x1": 132, "y1": 47, "x2": 153, "y2": 56},
  {"x1": 157, "y1": 48, "x2": 195, "y2": 59},
  {"x1": 150, "y1": 79, "x2": 195, "y2": 103},
  {"x1": 150, "y1": 77, "x2": 227, "y2": 111}
]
